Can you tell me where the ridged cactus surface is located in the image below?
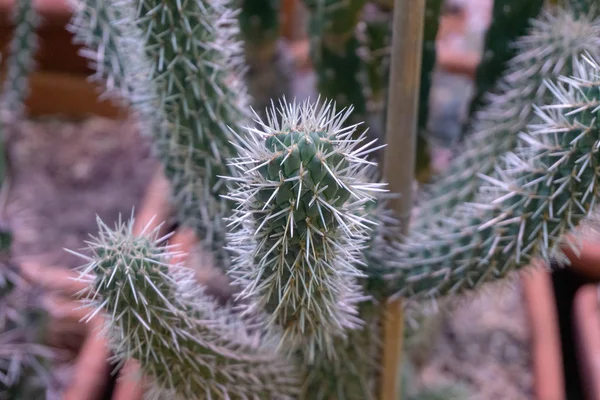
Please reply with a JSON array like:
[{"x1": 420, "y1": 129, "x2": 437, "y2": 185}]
[
  {"x1": 389, "y1": 55, "x2": 600, "y2": 300},
  {"x1": 226, "y1": 99, "x2": 386, "y2": 360},
  {"x1": 73, "y1": 216, "x2": 299, "y2": 399},
  {"x1": 131, "y1": 0, "x2": 250, "y2": 271},
  {"x1": 414, "y1": 8, "x2": 600, "y2": 230}
]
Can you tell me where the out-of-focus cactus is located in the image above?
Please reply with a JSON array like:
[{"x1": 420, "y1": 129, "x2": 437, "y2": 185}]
[
  {"x1": 238, "y1": 0, "x2": 295, "y2": 115},
  {"x1": 73, "y1": 216, "x2": 300, "y2": 399},
  {"x1": 299, "y1": 301, "x2": 382, "y2": 400},
  {"x1": 467, "y1": 0, "x2": 545, "y2": 122},
  {"x1": 0, "y1": 2, "x2": 53, "y2": 398},
  {"x1": 414, "y1": 7, "x2": 600, "y2": 230},
  {"x1": 302, "y1": 0, "x2": 369, "y2": 137},
  {"x1": 0, "y1": 0, "x2": 39, "y2": 249},
  {"x1": 225, "y1": 98, "x2": 386, "y2": 360}
]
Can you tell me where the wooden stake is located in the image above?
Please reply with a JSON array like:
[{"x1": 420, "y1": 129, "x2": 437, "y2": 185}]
[{"x1": 380, "y1": 0, "x2": 426, "y2": 399}]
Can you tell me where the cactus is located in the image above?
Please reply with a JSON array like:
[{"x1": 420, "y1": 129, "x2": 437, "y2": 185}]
[
  {"x1": 119, "y1": 0, "x2": 250, "y2": 271},
  {"x1": 299, "y1": 300, "x2": 382, "y2": 400},
  {"x1": 0, "y1": 2, "x2": 53, "y2": 398},
  {"x1": 303, "y1": 0, "x2": 369, "y2": 137},
  {"x1": 467, "y1": 0, "x2": 545, "y2": 122},
  {"x1": 58, "y1": 0, "x2": 600, "y2": 398},
  {"x1": 73, "y1": 216, "x2": 300, "y2": 399},
  {"x1": 414, "y1": 7, "x2": 600, "y2": 230},
  {"x1": 388, "y1": 53, "x2": 600, "y2": 300},
  {"x1": 225, "y1": 98, "x2": 386, "y2": 359},
  {"x1": 0, "y1": 0, "x2": 39, "y2": 248}
]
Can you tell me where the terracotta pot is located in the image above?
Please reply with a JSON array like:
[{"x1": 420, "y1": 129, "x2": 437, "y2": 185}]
[
  {"x1": 562, "y1": 235, "x2": 600, "y2": 280},
  {"x1": 522, "y1": 265, "x2": 565, "y2": 400},
  {"x1": 573, "y1": 284, "x2": 600, "y2": 400}
]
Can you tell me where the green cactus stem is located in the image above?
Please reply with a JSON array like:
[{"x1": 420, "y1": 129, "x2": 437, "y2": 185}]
[
  {"x1": 414, "y1": 7, "x2": 600, "y2": 230},
  {"x1": 299, "y1": 300, "x2": 382, "y2": 400},
  {"x1": 297, "y1": 193, "x2": 399, "y2": 400},
  {"x1": 127, "y1": 0, "x2": 251, "y2": 271},
  {"x1": 388, "y1": 54, "x2": 600, "y2": 301},
  {"x1": 72, "y1": 216, "x2": 300, "y2": 399},
  {"x1": 225, "y1": 98, "x2": 386, "y2": 360}
]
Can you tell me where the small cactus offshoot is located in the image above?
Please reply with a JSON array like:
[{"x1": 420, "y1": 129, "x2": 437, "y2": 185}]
[
  {"x1": 72, "y1": 216, "x2": 299, "y2": 399},
  {"x1": 225, "y1": 98, "x2": 387, "y2": 360}
]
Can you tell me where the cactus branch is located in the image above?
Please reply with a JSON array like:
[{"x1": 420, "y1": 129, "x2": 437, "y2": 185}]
[
  {"x1": 389, "y1": 54, "x2": 600, "y2": 302},
  {"x1": 72, "y1": 215, "x2": 300, "y2": 399},
  {"x1": 225, "y1": 98, "x2": 387, "y2": 360}
]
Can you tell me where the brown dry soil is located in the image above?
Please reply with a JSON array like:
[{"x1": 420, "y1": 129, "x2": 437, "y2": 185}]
[{"x1": 6, "y1": 116, "x2": 533, "y2": 399}]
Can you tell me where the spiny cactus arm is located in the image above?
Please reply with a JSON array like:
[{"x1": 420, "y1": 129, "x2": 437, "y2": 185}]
[
  {"x1": 67, "y1": 0, "x2": 133, "y2": 105},
  {"x1": 467, "y1": 0, "x2": 545, "y2": 121},
  {"x1": 130, "y1": 0, "x2": 251, "y2": 271},
  {"x1": 224, "y1": 98, "x2": 387, "y2": 361},
  {"x1": 388, "y1": 55, "x2": 600, "y2": 300},
  {"x1": 72, "y1": 216, "x2": 299, "y2": 399},
  {"x1": 413, "y1": 8, "x2": 600, "y2": 230}
]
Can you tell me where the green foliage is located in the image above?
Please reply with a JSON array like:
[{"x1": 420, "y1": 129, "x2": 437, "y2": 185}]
[
  {"x1": 414, "y1": 7, "x2": 600, "y2": 230},
  {"x1": 73, "y1": 216, "x2": 299, "y2": 399},
  {"x1": 225, "y1": 99, "x2": 386, "y2": 360}
]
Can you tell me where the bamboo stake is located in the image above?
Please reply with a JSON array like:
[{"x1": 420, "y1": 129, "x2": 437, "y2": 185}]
[{"x1": 380, "y1": 0, "x2": 426, "y2": 399}]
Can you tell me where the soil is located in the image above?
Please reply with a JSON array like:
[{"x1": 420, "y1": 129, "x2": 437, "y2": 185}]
[{"x1": 7, "y1": 116, "x2": 156, "y2": 268}]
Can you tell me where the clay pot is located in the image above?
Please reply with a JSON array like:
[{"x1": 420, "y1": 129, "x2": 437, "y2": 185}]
[
  {"x1": 522, "y1": 266, "x2": 565, "y2": 400},
  {"x1": 573, "y1": 284, "x2": 600, "y2": 400}
]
